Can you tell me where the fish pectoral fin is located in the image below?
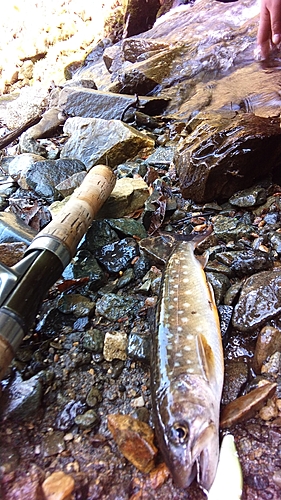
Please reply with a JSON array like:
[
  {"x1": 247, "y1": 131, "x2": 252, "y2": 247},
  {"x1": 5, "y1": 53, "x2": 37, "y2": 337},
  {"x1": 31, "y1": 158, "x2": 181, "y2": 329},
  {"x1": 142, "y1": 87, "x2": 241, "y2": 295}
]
[
  {"x1": 196, "y1": 333, "x2": 215, "y2": 383},
  {"x1": 195, "y1": 250, "x2": 209, "y2": 269}
]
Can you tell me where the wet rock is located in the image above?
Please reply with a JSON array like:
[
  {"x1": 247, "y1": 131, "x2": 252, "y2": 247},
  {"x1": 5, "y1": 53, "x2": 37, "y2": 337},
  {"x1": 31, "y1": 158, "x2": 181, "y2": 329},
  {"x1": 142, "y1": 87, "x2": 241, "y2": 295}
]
[
  {"x1": 57, "y1": 293, "x2": 95, "y2": 318},
  {"x1": 74, "y1": 409, "x2": 100, "y2": 429},
  {"x1": 95, "y1": 237, "x2": 139, "y2": 273},
  {"x1": 96, "y1": 293, "x2": 141, "y2": 321},
  {"x1": 127, "y1": 332, "x2": 150, "y2": 363},
  {"x1": 55, "y1": 400, "x2": 86, "y2": 431},
  {"x1": 42, "y1": 471, "x2": 75, "y2": 500},
  {"x1": 222, "y1": 360, "x2": 248, "y2": 406},
  {"x1": 269, "y1": 232, "x2": 281, "y2": 256},
  {"x1": 0, "y1": 373, "x2": 43, "y2": 421},
  {"x1": 206, "y1": 271, "x2": 231, "y2": 305},
  {"x1": 16, "y1": 158, "x2": 86, "y2": 202},
  {"x1": 97, "y1": 177, "x2": 150, "y2": 219},
  {"x1": 61, "y1": 116, "x2": 154, "y2": 170},
  {"x1": 58, "y1": 87, "x2": 169, "y2": 120},
  {"x1": 108, "y1": 413, "x2": 157, "y2": 473},
  {"x1": 117, "y1": 268, "x2": 135, "y2": 288},
  {"x1": 106, "y1": 218, "x2": 147, "y2": 240},
  {"x1": 213, "y1": 214, "x2": 255, "y2": 243},
  {"x1": 229, "y1": 186, "x2": 267, "y2": 208},
  {"x1": 224, "y1": 281, "x2": 243, "y2": 306},
  {"x1": 232, "y1": 269, "x2": 281, "y2": 332},
  {"x1": 145, "y1": 146, "x2": 175, "y2": 168},
  {"x1": 133, "y1": 253, "x2": 151, "y2": 279},
  {"x1": 43, "y1": 431, "x2": 66, "y2": 457},
  {"x1": 261, "y1": 351, "x2": 281, "y2": 376},
  {"x1": 216, "y1": 249, "x2": 273, "y2": 278},
  {"x1": 103, "y1": 330, "x2": 128, "y2": 362},
  {"x1": 175, "y1": 114, "x2": 281, "y2": 203},
  {"x1": 218, "y1": 305, "x2": 233, "y2": 338},
  {"x1": 108, "y1": 45, "x2": 183, "y2": 95},
  {"x1": 82, "y1": 329, "x2": 105, "y2": 354},
  {"x1": 66, "y1": 251, "x2": 107, "y2": 292},
  {"x1": 220, "y1": 382, "x2": 277, "y2": 428},
  {"x1": 253, "y1": 326, "x2": 281, "y2": 374},
  {"x1": 84, "y1": 220, "x2": 119, "y2": 252}
]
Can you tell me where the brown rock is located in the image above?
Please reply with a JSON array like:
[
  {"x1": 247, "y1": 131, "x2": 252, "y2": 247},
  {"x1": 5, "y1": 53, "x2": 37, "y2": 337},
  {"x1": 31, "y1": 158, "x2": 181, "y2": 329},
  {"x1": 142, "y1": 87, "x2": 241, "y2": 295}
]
[
  {"x1": 252, "y1": 325, "x2": 281, "y2": 374},
  {"x1": 42, "y1": 471, "x2": 75, "y2": 500},
  {"x1": 220, "y1": 382, "x2": 277, "y2": 428},
  {"x1": 0, "y1": 242, "x2": 27, "y2": 266},
  {"x1": 175, "y1": 113, "x2": 281, "y2": 203},
  {"x1": 108, "y1": 413, "x2": 157, "y2": 473}
]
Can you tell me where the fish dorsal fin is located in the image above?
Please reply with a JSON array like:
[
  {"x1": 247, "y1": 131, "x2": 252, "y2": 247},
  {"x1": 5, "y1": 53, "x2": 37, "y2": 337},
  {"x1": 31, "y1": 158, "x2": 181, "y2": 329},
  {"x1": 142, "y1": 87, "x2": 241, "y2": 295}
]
[{"x1": 196, "y1": 333, "x2": 215, "y2": 384}]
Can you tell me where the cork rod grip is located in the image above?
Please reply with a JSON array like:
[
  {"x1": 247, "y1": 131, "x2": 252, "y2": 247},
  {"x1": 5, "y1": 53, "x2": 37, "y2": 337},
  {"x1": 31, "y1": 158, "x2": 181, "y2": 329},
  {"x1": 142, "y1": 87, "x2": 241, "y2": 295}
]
[{"x1": 34, "y1": 165, "x2": 116, "y2": 258}]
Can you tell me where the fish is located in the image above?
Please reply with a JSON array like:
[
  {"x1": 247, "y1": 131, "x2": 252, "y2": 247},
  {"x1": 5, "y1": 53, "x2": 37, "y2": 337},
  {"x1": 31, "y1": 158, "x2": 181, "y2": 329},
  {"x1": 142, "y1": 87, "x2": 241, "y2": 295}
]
[{"x1": 151, "y1": 237, "x2": 224, "y2": 491}]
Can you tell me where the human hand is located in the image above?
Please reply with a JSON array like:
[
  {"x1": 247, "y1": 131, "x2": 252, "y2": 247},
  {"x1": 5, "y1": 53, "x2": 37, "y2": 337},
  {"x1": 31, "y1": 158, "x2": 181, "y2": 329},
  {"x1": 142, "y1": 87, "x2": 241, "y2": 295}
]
[{"x1": 257, "y1": 0, "x2": 281, "y2": 59}]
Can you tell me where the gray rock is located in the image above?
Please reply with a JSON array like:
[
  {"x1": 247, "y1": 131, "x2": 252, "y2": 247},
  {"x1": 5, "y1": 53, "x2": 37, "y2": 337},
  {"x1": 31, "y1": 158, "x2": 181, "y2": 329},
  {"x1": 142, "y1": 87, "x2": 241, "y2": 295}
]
[
  {"x1": 95, "y1": 293, "x2": 141, "y2": 321},
  {"x1": 8, "y1": 153, "x2": 46, "y2": 181},
  {"x1": 0, "y1": 373, "x2": 43, "y2": 421},
  {"x1": 61, "y1": 116, "x2": 154, "y2": 170},
  {"x1": 0, "y1": 211, "x2": 37, "y2": 244},
  {"x1": 58, "y1": 87, "x2": 169, "y2": 120},
  {"x1": 18, "y1": 158, "x2": 86, "y2": 202},
  {"x1": 232, "y1": 269, "x2": 281, "y2": 331},
  {"x1": 56, "y1": 171, "x2": 87, "y2": 198}
]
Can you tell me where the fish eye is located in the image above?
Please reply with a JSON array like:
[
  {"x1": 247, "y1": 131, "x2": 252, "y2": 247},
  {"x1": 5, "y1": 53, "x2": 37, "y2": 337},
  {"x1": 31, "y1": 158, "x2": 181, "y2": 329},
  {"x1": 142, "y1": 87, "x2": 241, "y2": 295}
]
[{"x1": 169, "y1": 421, "x2": 189, "y2": 444}]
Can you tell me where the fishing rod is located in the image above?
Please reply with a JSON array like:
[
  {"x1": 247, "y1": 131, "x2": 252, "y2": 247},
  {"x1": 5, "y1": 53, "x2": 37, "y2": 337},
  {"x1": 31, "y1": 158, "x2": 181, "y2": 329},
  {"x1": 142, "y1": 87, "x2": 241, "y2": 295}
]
[{"x1": 0, "y1": 164, "x2": 116, "y2": 380}]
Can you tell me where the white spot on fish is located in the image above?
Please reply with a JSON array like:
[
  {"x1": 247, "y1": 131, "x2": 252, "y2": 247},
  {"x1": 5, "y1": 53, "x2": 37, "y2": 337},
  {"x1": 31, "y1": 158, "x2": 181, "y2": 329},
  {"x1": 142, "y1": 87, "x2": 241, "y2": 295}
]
[
  {"x1": 187, "y1": 333, "x2": 193, "y2": 340},
  {"x1": 177, "y1": 326, "x2": 183, "y2": 332},
  {"x1": 176, "y1": 352, "x2": 182, "y2": 357},
  {"x1": 181, "y1": 317, "x2": 189, "y2": 323},
  {"x1": 184, "y1": 345, "x2": 191, "y2": 351},
  {"x1": 173, "y1": 284, "x2": 179, "y2": 289},
  {"x1": 178, "y1": 310, "x2": 184, "y2": 314},
  {"x1": 183, "y1": 278, "x2": 189, "y2": 283},
  {"x1": 185, "y1": 290, "x2": 192, "y2": 295},
  {"x1": 187, "y1": 367, "x2": 195, "y2": 373},
  {"x1": 174, "y1": 362, "x2": 181, "y2": 367},
  {"x1": 173, "y1": 297, "x2": 178, "y2": 302},
  {"x1": 183, "y1": 302, "x2": 190, "y2": 308}
]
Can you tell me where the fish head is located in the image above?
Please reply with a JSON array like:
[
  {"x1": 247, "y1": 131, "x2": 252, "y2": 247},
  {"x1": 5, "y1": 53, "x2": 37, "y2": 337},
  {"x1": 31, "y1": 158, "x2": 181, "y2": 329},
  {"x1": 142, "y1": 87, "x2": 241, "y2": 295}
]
[{"x1": 155, "y1": 375, "x2": 220, "y2": 491}]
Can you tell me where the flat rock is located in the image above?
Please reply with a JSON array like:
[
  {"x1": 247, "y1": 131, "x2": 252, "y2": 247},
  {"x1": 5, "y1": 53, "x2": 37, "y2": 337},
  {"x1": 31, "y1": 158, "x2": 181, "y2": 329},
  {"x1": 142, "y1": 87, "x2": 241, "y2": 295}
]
[
  {"x1": 58, "y1": 87, "x2": 169, "y2": 120},
  {"x1": 97, "y1": 177, "x2": 150, "y2": 218},
  {"x1": 61, "y1": 116, "x2": 154, "y2": 170},
  {"x1": 108, "y1": 413, "x2": 157, "y2": 473}
]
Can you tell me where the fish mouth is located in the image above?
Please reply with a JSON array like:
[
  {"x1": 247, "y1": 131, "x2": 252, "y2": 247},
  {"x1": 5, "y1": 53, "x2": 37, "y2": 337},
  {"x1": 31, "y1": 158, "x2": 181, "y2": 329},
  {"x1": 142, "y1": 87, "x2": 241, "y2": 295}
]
[{"x1": 171, "y1": 461, "x2": 198, "y2": 489}]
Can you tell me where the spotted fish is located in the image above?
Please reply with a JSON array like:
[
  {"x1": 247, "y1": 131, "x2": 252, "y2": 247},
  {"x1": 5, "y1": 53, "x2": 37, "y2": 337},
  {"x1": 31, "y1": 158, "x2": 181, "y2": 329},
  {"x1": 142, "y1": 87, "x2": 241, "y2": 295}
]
[{"x1": 151, "y1": 238, "x2": 224, "y2": 491}]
